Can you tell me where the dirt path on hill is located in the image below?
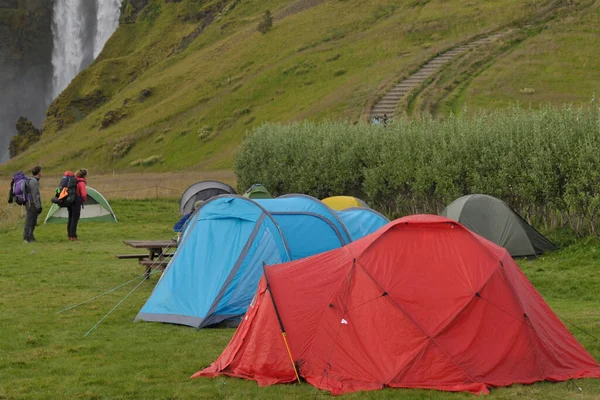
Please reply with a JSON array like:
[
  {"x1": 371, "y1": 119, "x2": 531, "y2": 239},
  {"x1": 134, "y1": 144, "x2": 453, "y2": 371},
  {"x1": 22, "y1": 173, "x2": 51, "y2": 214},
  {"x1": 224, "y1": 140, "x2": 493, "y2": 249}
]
[
  {"x1": 370, "y1": 31, "x2": 511, "y2": 119},
  {"x1": 369, "y1": 0, "x2": 579, "y2": 120},
  {"x1": 275, "y1": 0, "x2": 328, "y2": 21}
]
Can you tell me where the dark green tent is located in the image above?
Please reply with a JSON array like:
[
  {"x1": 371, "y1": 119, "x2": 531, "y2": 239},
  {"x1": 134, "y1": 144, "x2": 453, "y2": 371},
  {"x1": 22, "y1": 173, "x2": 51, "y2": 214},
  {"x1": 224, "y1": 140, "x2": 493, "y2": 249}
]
[
  {"x1": 440, "y1": 194, "x2": 556, "y2": 258},
  {"x1": 242, "y1": 184, "x2": 272, "y2": 199}
]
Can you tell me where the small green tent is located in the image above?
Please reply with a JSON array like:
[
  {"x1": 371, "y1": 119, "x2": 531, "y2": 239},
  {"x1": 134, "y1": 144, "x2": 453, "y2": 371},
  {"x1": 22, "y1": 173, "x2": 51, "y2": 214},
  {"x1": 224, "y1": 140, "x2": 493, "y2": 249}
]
[
  {"x1": 44, "y1": 187, "x2": 117, "y2": 224},
  {"x1": 440, "y1": 194, "x2": 556, "y2": 258},
  {"x1": 242, "y1": 184, "x2": 272, "y2": 199}
]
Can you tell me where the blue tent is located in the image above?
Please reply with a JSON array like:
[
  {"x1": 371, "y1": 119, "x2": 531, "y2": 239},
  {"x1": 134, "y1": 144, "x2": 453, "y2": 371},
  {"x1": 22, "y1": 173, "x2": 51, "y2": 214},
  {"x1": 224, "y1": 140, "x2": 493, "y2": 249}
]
[
  {"x1": 337, "y1": 207, "x2": 389, "y2": 241},
  {"x1": 136, "y1": 197, "x2": 291, "y2": 328},
  {"x1": 254, "y1": 194, "x2": 351, "y2": 260},
  {"x1": 135, "y1": 195, "x2": 351, "y2": 328}
]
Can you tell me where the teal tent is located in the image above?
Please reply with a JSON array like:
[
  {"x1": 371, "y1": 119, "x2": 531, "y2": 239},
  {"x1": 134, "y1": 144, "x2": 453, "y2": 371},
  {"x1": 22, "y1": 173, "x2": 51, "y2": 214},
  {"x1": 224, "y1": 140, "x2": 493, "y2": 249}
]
[
  {"x1": 136, "y1": 194, "x2": 351, "y2": 328},
  {"x1": 242, "y1": 184, "x2": 273, "y2": 199},
  {"x1": 44, "y1": 187, "x2": 117, "y2": 224}
]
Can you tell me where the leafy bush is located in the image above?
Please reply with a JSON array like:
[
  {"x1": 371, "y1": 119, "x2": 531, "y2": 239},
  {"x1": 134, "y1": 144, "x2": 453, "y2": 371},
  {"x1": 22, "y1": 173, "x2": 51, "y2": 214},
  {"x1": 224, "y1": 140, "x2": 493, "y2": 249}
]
[
  {"x1": 197, "y1": 125, "x2": 212, "y2": 140},
  {"x1": 520, "y1": 87, "x2": 535, "y2": 95},
  {"x1": 257, "y1": 10, "x2": 272, "y2": 34},
  {"x1": 235, "y1": 103, "x2": 600, "y2": 235},
  {"x1": 130, "y1": 155, "x2": 163, "y2": 167},
  {"x1": 234, "y1": 107, "x2": 251, "y2": 117},
  {"x1": 111, "y1": 137, "x2": 134, "y2": 159}
]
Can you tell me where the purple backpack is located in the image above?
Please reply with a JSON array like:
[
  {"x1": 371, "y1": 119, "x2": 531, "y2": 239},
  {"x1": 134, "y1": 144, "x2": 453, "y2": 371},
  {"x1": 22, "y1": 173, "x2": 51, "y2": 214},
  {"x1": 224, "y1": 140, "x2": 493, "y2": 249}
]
[{"x1": 12, "y1": 171, "x2": 29, "y2": 205}]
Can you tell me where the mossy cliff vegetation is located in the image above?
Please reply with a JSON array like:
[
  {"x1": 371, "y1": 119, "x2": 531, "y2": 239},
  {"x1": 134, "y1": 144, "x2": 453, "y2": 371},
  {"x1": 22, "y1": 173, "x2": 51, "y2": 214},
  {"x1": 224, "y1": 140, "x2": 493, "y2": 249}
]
[
  {"x1": 9, "y1": 117, "x2": 42, "y2": 158},
  {"x1": 2, "y1": 0, "x2": 598, "y2": 173}
]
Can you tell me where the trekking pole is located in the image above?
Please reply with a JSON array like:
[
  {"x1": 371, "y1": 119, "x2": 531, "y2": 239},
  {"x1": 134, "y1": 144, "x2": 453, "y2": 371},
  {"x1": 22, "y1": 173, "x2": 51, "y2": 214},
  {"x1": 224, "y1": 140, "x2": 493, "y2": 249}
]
[{"x1": 262, "y1": 263, "x2": 301, "y2": 384}]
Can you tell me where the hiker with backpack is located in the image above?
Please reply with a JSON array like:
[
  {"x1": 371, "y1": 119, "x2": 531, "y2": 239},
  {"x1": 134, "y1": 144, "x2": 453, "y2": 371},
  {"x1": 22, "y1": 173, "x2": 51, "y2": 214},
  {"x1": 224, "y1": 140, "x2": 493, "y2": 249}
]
[
  {"x1": 10, "y1": 166, "x2": 43, "y2": 243},
  {"x1": 67, "y1": 169, "x2": 88, "y2": 241}
]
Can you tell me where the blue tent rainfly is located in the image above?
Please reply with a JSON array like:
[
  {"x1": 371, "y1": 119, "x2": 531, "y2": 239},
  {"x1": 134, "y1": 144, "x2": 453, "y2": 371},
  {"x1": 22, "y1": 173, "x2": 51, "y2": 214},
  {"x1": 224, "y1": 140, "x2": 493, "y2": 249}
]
[{"x1": 136, "y1": 195, "x2": 384, "y2": 329}]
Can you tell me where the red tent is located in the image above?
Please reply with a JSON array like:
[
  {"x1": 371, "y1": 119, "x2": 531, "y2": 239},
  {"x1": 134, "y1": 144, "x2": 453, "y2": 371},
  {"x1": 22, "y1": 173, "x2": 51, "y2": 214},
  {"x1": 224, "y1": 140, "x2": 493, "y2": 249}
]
[{"x1": 194, "y1": 215, "x2": 600, "y2": 395}]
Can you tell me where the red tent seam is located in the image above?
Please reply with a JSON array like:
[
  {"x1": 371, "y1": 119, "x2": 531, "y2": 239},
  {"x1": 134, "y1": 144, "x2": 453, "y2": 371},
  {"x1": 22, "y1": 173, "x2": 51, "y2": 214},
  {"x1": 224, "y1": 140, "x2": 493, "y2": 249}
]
[
  {"x1": 497, "y1": 260, "x2": 548, "y2": 377},
  {"x1": 353, "y1": 258, "x2": 481, "y2": 387},
  {"x1": 313, "y1": 261, "x2": 361, "y2": 389}
]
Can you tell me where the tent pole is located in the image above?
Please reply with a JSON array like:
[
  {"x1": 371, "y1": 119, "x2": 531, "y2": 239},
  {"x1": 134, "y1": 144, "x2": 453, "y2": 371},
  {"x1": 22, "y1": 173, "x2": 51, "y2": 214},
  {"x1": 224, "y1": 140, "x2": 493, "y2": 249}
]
[
  {"x1": 263, "y1": 263, "x2": 301, "y2": 384},
  {"x1": 281, "y1": 332, "x2": 300, "y2": 383}
]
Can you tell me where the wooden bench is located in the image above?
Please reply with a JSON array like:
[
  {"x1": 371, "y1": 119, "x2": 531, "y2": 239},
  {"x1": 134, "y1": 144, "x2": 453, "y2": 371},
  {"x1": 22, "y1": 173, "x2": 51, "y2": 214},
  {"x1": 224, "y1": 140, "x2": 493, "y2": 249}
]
[
  {"x1": 116, "y1": 253, "x2": 175, "y2": 260},
  {"x1": 121, "y1": 240, "x2": 179, "y2": 279},
  {"x1": 116, "y1": 254, "x2": 149, "y2": 260},
  {"x1": 139, "y1": 258, "x2": 172, "y2": 279},
  {"x1": 139, "y1": 259, "x2": 170, "y2": 266},
  {"x1": 117, "y1": 254, "x2": 175, "y2": 279}
]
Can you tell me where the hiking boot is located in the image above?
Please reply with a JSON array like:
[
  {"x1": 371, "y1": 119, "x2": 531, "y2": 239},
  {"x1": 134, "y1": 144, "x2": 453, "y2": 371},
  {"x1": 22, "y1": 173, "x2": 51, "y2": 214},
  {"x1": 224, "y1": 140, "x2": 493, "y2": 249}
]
[{"x1": 71, "y1": 237, "x2": 79, "y2": 241}]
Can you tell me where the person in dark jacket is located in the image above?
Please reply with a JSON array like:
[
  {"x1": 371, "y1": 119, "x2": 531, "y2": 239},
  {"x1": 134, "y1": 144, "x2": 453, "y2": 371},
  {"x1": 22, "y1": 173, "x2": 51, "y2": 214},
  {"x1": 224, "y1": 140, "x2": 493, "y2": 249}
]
[
  {"x1": 173, "y1": 200, "x2": 204, "y2": 233},
  {"x1": 67, "y1": 169, "x2": 88, "y2": 241},
  {"x1": 23, "y1": 166, "x2": 43, "y2": 243}
]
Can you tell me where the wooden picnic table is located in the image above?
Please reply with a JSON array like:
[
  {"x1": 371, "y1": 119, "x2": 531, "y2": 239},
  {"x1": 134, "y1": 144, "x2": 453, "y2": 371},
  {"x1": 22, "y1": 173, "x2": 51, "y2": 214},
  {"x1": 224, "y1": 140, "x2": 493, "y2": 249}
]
[{"x1": 118, "y1": 239, "x2": 179, "y2": 279}]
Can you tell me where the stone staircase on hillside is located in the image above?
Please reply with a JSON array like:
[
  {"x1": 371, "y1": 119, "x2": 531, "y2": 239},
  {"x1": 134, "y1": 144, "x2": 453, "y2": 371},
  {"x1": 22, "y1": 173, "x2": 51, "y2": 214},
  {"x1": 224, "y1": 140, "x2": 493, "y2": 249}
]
[{"x1": 370, "y1": 32, "x2": 509, "y2": 120}]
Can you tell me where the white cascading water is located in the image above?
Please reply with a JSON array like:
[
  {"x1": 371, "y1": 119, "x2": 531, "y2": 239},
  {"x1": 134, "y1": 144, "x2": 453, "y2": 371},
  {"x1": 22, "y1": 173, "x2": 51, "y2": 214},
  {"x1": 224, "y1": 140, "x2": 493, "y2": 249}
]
[
  {"x1": 94, "y1": 0, "x2": 122, "y2": 58},
  {"x1": 51, "y1": 0, "x2": 88, "y2": 99},
  {"x1": 51, "y1": 0, "x2": 122, "y2": 99}
]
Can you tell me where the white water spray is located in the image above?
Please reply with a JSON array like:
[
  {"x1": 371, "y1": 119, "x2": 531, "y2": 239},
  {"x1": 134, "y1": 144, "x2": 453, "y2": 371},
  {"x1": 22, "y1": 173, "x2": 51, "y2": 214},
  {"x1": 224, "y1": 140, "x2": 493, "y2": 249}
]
[
  {"x1": 51, "y1": 0, "x2": 88, "y2": 98},
  {"x1": 51, "y1": 0, "x2": 122, "y2": 99},
  {"x1": 94, "y1": 0, "x2": 122, "y2": 58}
]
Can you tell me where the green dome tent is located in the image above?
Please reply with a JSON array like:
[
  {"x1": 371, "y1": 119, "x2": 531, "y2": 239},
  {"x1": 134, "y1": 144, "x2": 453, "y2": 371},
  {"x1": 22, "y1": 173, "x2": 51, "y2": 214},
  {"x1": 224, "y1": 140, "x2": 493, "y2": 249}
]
[
  {"x1": 242, "y1": 184, "x2": 272, "y2": 199},
  {"x1": 44, "y1": 187, "x2": 117, "y2": 224},
  {"x1": 440, "y1": 194, "x2": 556, "y2": 258}
]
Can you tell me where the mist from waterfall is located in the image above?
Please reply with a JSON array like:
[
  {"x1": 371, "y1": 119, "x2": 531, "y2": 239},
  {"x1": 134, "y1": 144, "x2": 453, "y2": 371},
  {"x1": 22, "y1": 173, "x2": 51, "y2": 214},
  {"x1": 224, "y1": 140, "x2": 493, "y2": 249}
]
[
  {"x1": 51, "y1": 0, "x2": 122, "y2": 99},
  {"x1": 94, "y1": 0, "x2": 122, "y2": 58}
]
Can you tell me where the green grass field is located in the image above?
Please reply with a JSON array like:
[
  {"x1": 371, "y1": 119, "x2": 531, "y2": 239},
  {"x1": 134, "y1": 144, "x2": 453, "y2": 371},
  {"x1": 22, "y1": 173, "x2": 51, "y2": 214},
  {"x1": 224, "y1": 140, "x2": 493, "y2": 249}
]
[{"x1": 1, "y1": 198, "x2": 599, "y2": 399}]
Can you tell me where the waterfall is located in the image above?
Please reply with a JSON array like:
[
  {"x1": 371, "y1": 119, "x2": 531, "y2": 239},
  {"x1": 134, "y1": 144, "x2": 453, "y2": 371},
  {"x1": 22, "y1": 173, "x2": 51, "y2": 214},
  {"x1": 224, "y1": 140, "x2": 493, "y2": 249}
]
[
  {"x1": 94, "y1": 0, "x2": 122, "y2": 58},
  {"x1": 51, "y1": 0, "x2": 122, "y2": 99}
]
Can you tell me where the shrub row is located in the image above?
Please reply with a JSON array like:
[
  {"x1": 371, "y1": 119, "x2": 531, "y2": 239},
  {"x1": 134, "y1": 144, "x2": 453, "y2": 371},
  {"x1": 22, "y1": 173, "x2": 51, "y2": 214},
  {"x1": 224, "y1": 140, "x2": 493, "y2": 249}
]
[{"x1": 235, "y1": 104, "x2": 600, "y2": 235}]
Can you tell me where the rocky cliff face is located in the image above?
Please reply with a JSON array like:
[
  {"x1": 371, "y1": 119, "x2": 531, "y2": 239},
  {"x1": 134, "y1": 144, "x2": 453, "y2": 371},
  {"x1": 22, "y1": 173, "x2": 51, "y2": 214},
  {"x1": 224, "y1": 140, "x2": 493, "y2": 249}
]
[{"x1": 0, "y1": 0, "x2": 53, "y2": 162}]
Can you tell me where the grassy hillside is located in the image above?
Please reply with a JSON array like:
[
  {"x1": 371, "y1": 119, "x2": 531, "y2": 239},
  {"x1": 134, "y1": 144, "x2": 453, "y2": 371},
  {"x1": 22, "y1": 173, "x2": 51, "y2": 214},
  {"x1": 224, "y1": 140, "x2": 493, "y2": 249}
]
[
  {"x1": 0, "y1": 199, "x2": 599, "y2": 398},
  {"x1": 455, "y1": 0, "x2": 600, "y2": 113},
  {"x1": 392, "y1": 0, "x2": 599, "y2": 116},
  {"x1": 2, "y1": 0, "x2": 560, "y2": 174}
]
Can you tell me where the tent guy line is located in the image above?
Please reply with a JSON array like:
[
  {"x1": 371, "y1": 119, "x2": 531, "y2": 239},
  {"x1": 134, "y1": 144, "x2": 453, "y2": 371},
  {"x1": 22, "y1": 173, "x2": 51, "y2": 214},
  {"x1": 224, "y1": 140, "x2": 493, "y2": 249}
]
[
  {"x1": 57, "y1": 242, "x2": 179, "y2": 317},
  {"x1": 84, "y1": 274, "x2": 149, "y2": 337},
  {"x1": 56, "y1": 271, "x2": 151, "y2": 314}
]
